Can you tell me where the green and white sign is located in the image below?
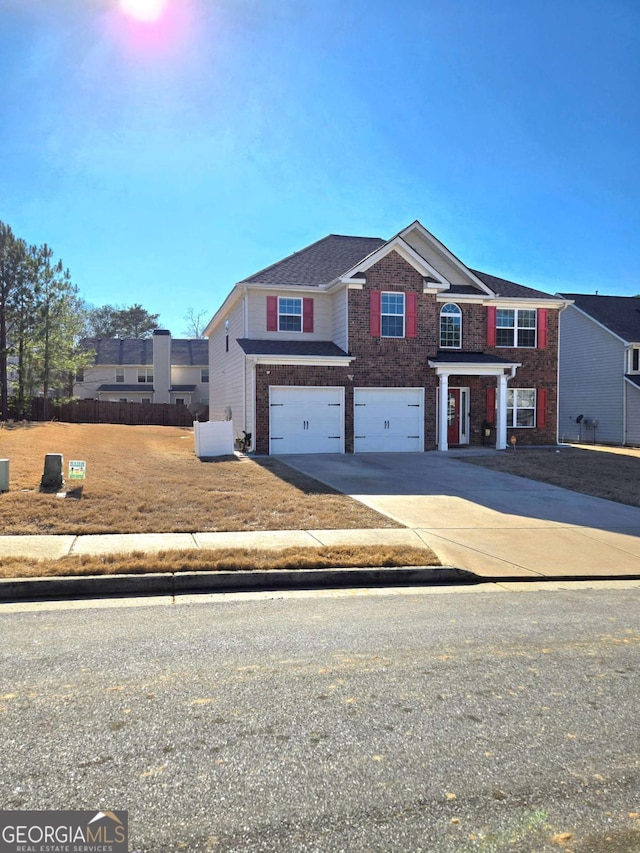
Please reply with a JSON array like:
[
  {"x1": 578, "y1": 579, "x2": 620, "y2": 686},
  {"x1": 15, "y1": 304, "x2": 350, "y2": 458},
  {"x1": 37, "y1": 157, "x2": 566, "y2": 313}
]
[{"x1": 68, "y1": 460, "x2": 86, "y2": 480}]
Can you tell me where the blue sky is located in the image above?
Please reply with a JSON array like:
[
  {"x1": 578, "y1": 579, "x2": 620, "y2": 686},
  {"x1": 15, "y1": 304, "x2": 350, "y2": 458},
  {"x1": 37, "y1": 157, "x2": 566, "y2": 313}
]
[{"x1": 1, "y1": 0, "x2": 639, "y2": 333}]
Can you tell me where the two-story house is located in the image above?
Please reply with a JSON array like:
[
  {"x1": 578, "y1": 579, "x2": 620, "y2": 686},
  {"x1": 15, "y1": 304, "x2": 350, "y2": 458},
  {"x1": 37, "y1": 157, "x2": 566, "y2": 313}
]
[
  {"x1": 205, "y1": 221, "x2": 567, "y2": 454},
  {"x1": 557, "y1": 294, "x2": 640, "y2": 446},
  {"x1": 75, "y1": 329, "x2": 209, "y2": 407}
]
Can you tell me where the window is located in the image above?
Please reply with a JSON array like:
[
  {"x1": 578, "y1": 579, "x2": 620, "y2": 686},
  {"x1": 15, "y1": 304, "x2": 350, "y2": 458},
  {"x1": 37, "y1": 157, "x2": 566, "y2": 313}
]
[
  {"x1": 381, "y1": 292, "x2": 405, "y2": 338},
  {"x1": 141, "y1": 398, "x2": 151, "y2": 404},
  {"x1": 496, "y1": 309, "x2": 537, "y2": 348},
  {"x1": 115, "y1": 368, "x2": 125, "y2": 383},
  {"x1": 201, "y1": 368, "x2": 209, "y2": 383},
  {"x1": 118, "y1": 398, "x2": 127, "y2": 403},
  {"x1": 137, "y1": 367, "x2": 153, "y2": 383},
  {"x1": 75, "y1": 368, "x2": 84, "y2": 382},
  {"x1": 507, "y1": 389, "x2": 536, "y2": 427},
  {"x1": 630, "y1": 347, "x2": 640, "y2": 373},
  {"x1": 278, "y1": 298, "x2": 302, "y2": 332},
  {"x1": 175, "y1": 398, "x2": 185, "y2": 406},
  {"x1": 440, "y1": 303, "x2": 462, "y2": 348}
]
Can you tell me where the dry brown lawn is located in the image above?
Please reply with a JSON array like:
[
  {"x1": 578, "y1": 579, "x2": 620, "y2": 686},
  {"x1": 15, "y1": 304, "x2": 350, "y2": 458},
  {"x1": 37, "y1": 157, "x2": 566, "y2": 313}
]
[
  {"x1": 0, "y1": 545, "x2": 438, "y2": 579},
  {"x1": 458, "y1": 444, "x2": 640, "y2": 508},
  {"x1": 0, "y1": 422, "x2": 401, "y2": 535}
]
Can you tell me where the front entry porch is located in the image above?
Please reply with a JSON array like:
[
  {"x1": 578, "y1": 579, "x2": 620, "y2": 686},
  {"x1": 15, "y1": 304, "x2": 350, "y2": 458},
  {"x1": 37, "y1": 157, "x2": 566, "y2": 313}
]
[{"x1": 428, "y1": 352, "x2": 521, "y2": 452}]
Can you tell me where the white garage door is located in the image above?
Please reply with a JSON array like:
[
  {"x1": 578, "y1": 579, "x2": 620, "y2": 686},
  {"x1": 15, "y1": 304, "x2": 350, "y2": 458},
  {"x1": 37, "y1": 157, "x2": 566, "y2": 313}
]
[
  {"x1": 270, "y1": 386, "x2": 344, "y2": 454},
  {"x1": 354, "y1": 388, "x2": 424, "y2": 452}
]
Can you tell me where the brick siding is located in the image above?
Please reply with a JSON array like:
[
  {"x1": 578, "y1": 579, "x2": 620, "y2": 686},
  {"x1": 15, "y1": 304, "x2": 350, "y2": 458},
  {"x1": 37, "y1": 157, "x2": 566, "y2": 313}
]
[{"x1": 254, "y1": 250, "x2": 559, "y2": 451}]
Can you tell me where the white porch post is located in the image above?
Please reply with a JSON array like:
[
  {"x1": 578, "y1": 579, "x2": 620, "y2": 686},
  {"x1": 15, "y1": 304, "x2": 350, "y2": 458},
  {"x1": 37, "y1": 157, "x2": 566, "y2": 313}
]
[
  {"x1": 438, "y1": 372, "x2": 449, "y2": 452},
  {"x1": 496, "y1": 373, "x2": 508, "y2": 450}
]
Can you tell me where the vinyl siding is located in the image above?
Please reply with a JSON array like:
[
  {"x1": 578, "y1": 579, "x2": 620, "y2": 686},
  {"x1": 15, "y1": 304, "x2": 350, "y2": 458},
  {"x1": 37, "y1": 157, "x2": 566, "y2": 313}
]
[
  {"x1": 171, "y1": 366, "x2": 209, "y2": 405},
  {"x1": 332, "y1": 286, "x2": 349, "y2": 352},
  {"x1": 558, "y1": 304, "x2": 625, "y2": 444},
  {"x1": 246, "y1": 289, "x2": 332, "y2": 340},
  {"x1": 402, "y1": 229, "x2": 479, "y2": 286},
  {"x1": 626, "y1": 384, "x2": 640, "y2": 445},
  {"x1": 208, "y1": 298, "x2": 246, "y2": 431}
]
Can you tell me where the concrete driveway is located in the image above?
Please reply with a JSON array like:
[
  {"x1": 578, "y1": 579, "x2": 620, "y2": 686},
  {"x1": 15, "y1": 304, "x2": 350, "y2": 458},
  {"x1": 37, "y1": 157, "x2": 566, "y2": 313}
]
[{"x1": 279, "y1": 452, "x2": 640, "y2": 579}]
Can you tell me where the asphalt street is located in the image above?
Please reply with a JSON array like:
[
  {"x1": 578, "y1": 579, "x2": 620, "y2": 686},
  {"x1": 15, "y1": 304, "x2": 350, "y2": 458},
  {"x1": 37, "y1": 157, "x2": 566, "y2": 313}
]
[{"x1": 1, "y1": 586, "x2": 639, "y2": 852}]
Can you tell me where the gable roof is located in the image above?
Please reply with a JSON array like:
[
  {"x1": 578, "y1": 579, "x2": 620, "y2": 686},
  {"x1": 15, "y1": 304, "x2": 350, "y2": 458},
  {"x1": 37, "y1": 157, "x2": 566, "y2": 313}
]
[
  {"x1": 81, "y1": 337, "x2": 208, "y2": 366},
  {"x1": 238, "y1": 229, "x2": 556, "y2": 301},
  {"x1": 559, "y1": 294, "x2": 640, "y2": 342},
  {"x1": 241, "y1": 235, "x2": 386, "y2": 287}
]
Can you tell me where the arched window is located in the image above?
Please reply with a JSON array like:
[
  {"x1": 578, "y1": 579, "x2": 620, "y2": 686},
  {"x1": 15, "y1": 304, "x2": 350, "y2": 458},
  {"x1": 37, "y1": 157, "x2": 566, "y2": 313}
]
[{"x1": 440, "y1": 303, "x2": 462, "y2": 348}]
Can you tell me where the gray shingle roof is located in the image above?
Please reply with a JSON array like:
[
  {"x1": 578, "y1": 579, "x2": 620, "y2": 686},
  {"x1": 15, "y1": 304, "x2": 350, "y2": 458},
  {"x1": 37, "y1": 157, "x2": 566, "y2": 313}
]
[
  {"x1": 81, "y1": 337, "x2": 208, "y2": 366},
  {"x1": 471, "y1": 270, "x2": 561, "y2": 300},
  {"x1": 241, "y1": 235, "x2": 386, "y2": 287},
  {"x1": 237, "y1": 339, "x2": 350, "y2": 358},
  {"x1": 430, "y1": 351, "x2": 517, "y2": 365},
  {"x1": 625, "y1": 374, "x2": 640, "y2": 389},
  {"x1": 238, "y1": 233, "x2": 557, "y2": 301},
  {"x1": 97, "y1": 384, "x2": 153, "y2": 392},
  {"x1": 559, "y1": 294, "x2": 640, "y2": 342}
]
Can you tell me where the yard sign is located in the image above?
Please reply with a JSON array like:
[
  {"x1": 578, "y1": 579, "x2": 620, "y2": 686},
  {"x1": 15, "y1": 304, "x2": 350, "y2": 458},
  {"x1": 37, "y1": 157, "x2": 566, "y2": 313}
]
[{"x1": 68, "y1": 460, "x2": 86, "y2": 480}]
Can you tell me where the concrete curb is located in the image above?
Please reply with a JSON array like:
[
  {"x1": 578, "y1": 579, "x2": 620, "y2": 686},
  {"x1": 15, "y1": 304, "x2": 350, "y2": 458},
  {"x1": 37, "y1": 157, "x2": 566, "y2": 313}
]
[{"x1": 0, "y1": 566, "x2": 476, "y2": 602}]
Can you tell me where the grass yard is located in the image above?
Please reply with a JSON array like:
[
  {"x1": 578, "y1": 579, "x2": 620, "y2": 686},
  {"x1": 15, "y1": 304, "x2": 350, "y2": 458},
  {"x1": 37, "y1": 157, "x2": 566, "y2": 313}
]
[
  {"x1": 457, "y1": 444, "x2": 640, "y2": 508},
  {"x1": 0, "y1": 422, "x2": 401, "y2": 535},
  {"x1": 0, "y1": 545, "x2": 438, "y2": 579}
]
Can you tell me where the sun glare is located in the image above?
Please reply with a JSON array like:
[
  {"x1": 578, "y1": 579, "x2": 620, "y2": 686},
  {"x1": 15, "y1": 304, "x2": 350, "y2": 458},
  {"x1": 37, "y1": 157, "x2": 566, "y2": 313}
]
[{"x1": 120, "y1": 0, "x2": 168, "y2": 23}]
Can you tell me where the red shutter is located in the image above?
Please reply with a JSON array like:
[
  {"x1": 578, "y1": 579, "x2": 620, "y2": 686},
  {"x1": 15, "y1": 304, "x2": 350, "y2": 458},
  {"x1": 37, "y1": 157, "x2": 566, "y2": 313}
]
[
  {"x1": 487, "y1": 306, "x2": 496, "y2": 347},
  {"x1": 486, "y1": 387, "x2": 496, "y2": 424},
  {"x1": 406, "y1": 292, "x2": 417, "y2": 338},
  {"x1": 303, "y1": 298, "x2": 314, "y2": 333},
  {"x1": 537, "y1": 308, "x2": 547, "y2": 349},
  {"x1": 370, "y1": 291, "x2": 381, "y2": 337},
  {"x1": 266, "y1": 296, "x2": 278, "y2": 332},
  {"x1": 537, "y1": 388, "x2": 547, "y2": 428}
]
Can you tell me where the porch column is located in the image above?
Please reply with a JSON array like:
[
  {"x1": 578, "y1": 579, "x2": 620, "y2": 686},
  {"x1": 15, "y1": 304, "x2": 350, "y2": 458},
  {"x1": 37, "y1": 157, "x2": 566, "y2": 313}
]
[
  {"x1": 438, "y1": 372, "x2": 449, "y2": 452},
  {"x1": 496, "y1": 372, "x2": 508, "y2": 450}
]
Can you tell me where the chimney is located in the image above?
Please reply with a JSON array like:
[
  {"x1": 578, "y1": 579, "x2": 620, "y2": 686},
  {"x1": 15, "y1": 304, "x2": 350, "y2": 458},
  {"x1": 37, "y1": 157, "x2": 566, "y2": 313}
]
[{"x1": 152, "y1": 329, "x2": 171, "y2": 404}]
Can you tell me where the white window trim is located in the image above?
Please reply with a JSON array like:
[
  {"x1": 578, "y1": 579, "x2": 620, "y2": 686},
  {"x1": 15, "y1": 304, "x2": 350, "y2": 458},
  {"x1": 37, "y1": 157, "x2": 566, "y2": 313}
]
[
  {"x1": 201, "y1": 368, "x2": 210, "y2": 383},
  {"x1": 137, "y1": 367, "x2": 154, "y2": 383},
  {"x1": 496, "y1": 309, "x2": 537, "y2": 349},
  {"x1": 440, "y1": 303, "x2": 462, "y2": 349},
  {"x1": 507, "y1": 388, "x2": 536, "y2": 428},
  {"x1": 115, "y1": 368, "x2": 125, "y2": 383},
  {"x1": 278, "y1": 297, "x2": 303, "y2": 333},
  {"x1": 628, "y1": 346, "x2": 640, "y2": 373},
  {"x1": 381, "y1": 291, "x2": 405, "y2": 339}
]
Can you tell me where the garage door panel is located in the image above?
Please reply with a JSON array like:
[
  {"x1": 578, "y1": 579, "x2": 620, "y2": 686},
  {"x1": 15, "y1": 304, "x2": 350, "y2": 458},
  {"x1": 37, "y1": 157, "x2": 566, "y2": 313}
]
[
  {"x1": 270, "y1": 387, "x2": 344, "y2": 454},
  {"x1": 354, "y1": 388, "x2": 423, "y2": 453}
]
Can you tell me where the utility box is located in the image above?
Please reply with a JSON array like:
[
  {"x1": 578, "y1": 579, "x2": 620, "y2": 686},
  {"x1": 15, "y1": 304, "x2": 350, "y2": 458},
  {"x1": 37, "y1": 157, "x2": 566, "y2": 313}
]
[
  {"x1": 0, "y1": 459, "x2": 8, "y2": 492},
  {"x1": 40, "y1": 453, "x2": 64, "y2": 493}
]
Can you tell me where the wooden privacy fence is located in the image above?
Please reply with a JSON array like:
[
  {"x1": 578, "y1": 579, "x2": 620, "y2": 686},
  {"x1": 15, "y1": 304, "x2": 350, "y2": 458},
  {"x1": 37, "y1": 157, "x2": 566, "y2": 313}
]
[{"x1": 9, "y1": 398, "x2": 208, "y2": 427}]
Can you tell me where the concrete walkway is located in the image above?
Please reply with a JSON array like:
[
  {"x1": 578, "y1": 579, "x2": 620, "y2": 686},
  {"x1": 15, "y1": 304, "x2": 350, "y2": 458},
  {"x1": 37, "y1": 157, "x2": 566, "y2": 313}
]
[{"x1": 279, "y1": 452, "x2": 640, "y2": 579}]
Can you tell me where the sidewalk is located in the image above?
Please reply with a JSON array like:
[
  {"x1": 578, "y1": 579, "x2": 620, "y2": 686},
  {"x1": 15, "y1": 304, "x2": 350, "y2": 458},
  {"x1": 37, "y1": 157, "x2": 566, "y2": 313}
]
[{"x1": 1, "y1": 522, "x2": 639, "y2": 596}]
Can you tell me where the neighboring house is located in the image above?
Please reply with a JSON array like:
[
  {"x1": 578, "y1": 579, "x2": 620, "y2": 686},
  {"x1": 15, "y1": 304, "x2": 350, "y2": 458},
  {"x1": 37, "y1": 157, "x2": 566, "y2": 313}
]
[
  {"x1": 75, "y1": 329, "x2": 209, "y2": 407},
  {"x1": 205, "y1": 221, "x2": 567, "y2": 454},
  {"x1": 557, "y1": 294, "x2": 640, "y2": 446}
]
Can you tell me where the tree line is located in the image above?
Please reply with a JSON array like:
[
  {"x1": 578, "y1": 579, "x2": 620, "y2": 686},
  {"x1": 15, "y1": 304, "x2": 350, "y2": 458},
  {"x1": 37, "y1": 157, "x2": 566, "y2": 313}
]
[{"x1": 0, "y1": 220, "x2": 206, "y2": 421}]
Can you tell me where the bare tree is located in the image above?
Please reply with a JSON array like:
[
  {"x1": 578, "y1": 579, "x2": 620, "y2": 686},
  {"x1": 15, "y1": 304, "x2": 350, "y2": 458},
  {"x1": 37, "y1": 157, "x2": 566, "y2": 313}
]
[{"x1": 183, "y1": 307, "x2": 209, "y2": 338}]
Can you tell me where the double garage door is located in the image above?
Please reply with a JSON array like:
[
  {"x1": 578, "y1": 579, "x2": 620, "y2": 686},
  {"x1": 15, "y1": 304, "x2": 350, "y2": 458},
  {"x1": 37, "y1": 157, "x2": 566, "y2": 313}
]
[{"x1": 269, "y1": 386, "x2": 423, "y2": 454}]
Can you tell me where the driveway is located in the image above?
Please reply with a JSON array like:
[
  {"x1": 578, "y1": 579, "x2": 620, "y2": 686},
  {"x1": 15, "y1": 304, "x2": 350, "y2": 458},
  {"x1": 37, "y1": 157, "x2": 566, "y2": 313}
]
[{"x1": 279, "y1": 452, "x2": 640, "y2": 579}]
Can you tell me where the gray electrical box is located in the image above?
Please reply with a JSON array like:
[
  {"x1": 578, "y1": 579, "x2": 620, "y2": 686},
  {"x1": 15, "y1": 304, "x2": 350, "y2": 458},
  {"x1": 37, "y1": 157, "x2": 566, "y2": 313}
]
[{"x1": 0, "y1": 459, "x2": 8, "y2": 492}]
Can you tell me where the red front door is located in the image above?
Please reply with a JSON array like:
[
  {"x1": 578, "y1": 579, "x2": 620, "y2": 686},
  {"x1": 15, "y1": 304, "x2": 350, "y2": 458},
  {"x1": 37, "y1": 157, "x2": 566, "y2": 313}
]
[{"x1": 447, "y1": 389, "x2": 460, "y2": 444}]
